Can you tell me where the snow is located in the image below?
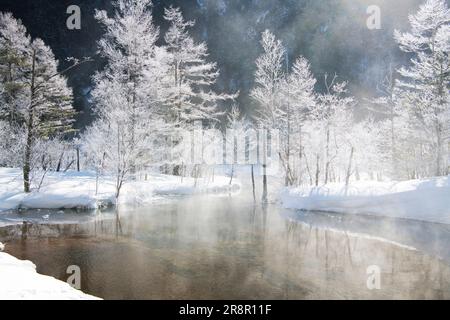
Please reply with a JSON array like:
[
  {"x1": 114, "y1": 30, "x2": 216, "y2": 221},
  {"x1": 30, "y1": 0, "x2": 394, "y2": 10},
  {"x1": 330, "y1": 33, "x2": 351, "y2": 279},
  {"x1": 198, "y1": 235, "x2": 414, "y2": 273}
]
[
  {"x1": 0, "y1": 168, "x2": 240, "y2": 212},
  {"x1": 280, "y1": 177, "x2": 450, "y2": 224},
  {"x1": 0, "y1": 250, "x2": 99, "y2": 300}
]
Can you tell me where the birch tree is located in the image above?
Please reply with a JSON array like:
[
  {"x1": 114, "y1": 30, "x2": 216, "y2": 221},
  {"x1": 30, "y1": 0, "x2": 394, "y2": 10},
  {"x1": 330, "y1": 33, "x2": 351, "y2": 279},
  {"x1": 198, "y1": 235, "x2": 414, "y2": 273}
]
[
  {"x1": 250, "y1": 30, "x2": 285, "y2": 200},
  {"x1": 313, "y1": 76, "x2": 355, "y2": 185},
  {"x1": 92, "y1": 0, "x2": 169, "y2": 200},
  {"x1": 280, "y1": 56, "x2": 317, "y2": 185}
]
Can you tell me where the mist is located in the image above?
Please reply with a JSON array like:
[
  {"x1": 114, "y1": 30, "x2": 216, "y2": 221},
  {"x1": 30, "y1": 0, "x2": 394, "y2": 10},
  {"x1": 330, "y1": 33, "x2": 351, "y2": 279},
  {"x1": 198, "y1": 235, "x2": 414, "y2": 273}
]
[{"x1": 0, "y1": 0, "x2": 429, "y2": 124}]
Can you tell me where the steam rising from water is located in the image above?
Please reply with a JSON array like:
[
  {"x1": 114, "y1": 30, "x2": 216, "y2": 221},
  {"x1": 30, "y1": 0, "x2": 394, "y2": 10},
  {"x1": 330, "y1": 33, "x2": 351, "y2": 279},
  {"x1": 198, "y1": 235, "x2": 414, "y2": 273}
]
[{"x1": 2, "y1": 194, "x2": 450, "y2": 299}]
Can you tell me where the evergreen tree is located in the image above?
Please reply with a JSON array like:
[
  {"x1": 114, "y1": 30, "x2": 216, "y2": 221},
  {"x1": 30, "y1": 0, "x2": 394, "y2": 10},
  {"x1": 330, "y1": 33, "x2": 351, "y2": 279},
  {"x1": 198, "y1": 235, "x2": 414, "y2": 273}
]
[
  {"x1": 163, "y1": 6, "x2": 234, "y2": 126},
  {"x1": 394, "y1": 0, "x2": 450, "y2": 175},
  {"x1": 0, "y1": 13, "x2": 76, "y2": 192}
]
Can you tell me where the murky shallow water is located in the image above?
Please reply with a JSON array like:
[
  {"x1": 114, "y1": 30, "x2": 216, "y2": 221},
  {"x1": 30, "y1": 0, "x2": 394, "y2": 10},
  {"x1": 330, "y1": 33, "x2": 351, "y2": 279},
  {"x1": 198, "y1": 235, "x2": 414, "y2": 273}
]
[{"x1": 1, "y1": 195, "x2": 449, "y2": 299}]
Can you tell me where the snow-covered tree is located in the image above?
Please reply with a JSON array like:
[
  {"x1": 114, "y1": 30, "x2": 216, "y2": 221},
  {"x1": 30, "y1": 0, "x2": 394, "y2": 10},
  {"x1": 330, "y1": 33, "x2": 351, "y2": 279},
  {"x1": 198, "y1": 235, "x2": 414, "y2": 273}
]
[
  {"x1": 0, "y1": 13, "x2": 77, "y2": 192},
  {"x1": 251, "y1": 30, "x2": 285, "y2": 128},
  {"x1": 92, "y1": 0, "x2": 170, "y2": 199},
  {"x1": 280, "y1": 56, "x2": 317, "y2": 185},
  {"x1": 0, "y1": 12, "x2": 29, "y2": 124},
  {"x1": 81, "y1": 122, "x2": 109, "y2": 195},
  {"x1": 313, "y1": 76, "x2": 355, "y2": 185},
  {"x1": 0, "y1": 120, "x2": 25, "y2": 167},
  {"x1": 250, "y1": 30, "x2": 286, "y2": 199},
  {"x1": 394, "y1": 0, "x2": 450, "y2": 176},
  {"x1": 225, "y1": 105, "x2": 246, "y2": 184},
  {"x1": 346, "y1": 118, "x2": 384, "y2": 183},
  {"x1": 370, "y1": 66, "x2": 404, "y2": 178},
  {"x1": 163, "y1": 6, "x2": 234, "y2": 126}
]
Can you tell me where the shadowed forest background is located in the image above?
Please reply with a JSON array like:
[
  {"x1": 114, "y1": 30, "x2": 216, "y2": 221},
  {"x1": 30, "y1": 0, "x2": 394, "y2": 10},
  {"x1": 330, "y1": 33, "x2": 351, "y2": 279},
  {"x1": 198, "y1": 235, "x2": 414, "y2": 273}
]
[{"x1": 0, "y1": 0, "x2": 424, "y2": 128}]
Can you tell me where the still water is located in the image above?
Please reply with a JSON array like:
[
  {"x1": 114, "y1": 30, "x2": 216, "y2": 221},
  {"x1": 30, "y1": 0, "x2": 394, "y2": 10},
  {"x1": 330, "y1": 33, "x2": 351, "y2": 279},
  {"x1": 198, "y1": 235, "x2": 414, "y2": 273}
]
[{"x1": 1, "y1": 194, "x2": 449, "y2": 299}]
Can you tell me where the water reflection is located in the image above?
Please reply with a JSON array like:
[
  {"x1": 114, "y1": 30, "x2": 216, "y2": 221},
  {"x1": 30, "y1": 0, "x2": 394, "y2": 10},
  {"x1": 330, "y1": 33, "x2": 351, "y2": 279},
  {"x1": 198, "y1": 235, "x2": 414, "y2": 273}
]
[
  {"x1": 282, "y1": 210, "x2": 450, "y2": 262},
  {"x1": 1, "y1": 195, "x2": 449, "y2": 299}
]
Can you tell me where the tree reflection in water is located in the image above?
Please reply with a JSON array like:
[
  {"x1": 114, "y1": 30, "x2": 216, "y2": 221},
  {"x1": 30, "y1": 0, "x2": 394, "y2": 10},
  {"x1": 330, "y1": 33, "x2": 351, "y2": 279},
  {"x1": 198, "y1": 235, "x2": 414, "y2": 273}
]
[{"x1": 1, "y1": 196, "x2": 449, "y2": 299}]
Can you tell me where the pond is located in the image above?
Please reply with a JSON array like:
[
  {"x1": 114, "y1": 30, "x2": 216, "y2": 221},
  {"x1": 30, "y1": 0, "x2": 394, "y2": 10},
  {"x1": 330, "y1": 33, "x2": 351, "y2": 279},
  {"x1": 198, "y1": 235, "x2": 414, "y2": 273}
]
[{"x1": 1, "y1": 194, "x2": 449, "y2": 299}]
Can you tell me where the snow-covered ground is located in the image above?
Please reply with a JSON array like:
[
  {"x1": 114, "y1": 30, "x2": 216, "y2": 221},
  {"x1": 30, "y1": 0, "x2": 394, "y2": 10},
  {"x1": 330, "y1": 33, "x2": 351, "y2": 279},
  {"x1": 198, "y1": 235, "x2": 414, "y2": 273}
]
[
  {"x1": 281, "y1": 177, "x2": 450, "y2": 224},
  {"x1": 0, "y1": 243, "x2": 99, "y2": 300},
  {"x1": 0, "y1": 168, "x2": 240, "y2": 212}
]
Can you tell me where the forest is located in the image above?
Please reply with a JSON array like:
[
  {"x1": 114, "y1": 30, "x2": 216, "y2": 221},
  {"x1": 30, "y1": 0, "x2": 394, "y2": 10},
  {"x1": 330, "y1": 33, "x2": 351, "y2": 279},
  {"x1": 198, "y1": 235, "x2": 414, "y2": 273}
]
[
  {"x1": 1, "y1": 0, "x2": 450, "y2": 301},
  {"x1": 0, "y1": 0, "x2": 448, "y2": 201}
]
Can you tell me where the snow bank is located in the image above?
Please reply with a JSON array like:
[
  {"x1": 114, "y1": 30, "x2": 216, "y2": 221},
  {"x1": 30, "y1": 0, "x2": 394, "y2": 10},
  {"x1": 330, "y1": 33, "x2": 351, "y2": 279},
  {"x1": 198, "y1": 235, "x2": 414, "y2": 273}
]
[
  {"x1": 281, "y1": 177, "x2": 450, "y2": 224},
  {"x1": 0, "y1": 168, "x2": 240, "y2": 211},
  {"x1": 0, "y1": 251, "x2": 99, "y2": 300}
]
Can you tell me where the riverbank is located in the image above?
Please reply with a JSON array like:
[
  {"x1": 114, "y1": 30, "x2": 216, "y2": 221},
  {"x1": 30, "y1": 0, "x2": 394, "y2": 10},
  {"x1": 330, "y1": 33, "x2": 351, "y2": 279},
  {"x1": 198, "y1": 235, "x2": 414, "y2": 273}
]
[
  {"x1": 281, "y1": 176, "x2": 450, "y2": 225},
  {"x1": 0, "y1": 168, "x2": 240, "y2": 212},
  {"x1": 0, "y1": 242, "x2": 99, "y2": 300}
]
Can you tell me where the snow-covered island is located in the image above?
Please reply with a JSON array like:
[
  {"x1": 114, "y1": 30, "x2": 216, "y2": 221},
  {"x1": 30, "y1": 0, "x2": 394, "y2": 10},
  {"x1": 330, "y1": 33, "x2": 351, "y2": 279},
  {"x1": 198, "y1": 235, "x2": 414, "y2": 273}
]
[
  {"x1": 281, "y1": 176, "x2": 450, "y2": 225},
  {"x1": 0, "y1": 167, "x2": 240, "y2": 213}
]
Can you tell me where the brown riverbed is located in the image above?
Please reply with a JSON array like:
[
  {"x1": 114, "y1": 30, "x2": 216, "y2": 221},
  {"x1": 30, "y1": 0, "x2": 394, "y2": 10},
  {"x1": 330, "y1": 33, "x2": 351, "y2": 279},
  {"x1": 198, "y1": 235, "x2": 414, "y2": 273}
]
[{"x1": 1, "y1": 195, "x2": 450, "y2": 299}]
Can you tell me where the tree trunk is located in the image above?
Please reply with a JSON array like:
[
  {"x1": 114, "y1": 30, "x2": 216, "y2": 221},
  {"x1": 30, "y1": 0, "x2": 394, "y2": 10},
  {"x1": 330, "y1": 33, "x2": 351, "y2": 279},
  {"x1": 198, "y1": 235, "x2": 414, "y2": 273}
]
[
  {"x1": 436, "y1": 123, "x2": 443, "y2": 176},
  {"x1": 298, "y1": 125, "x2": 303, "y2": 186},
  {"x1": 262, "y1": 133, "x2": 268, "y2": 203},
  {"x1": 194, "y1": 164, "x2": 200, "y2": 187},
  {"x1": 390, "y1": 103, "x2": 396, "y2": 178},
  {"x1": 262, "y1": 164, "x2": 267, "y2": 202},
  {"x1": 345, "y1": 146, "x2": 355, "y2": 195},
  {"x1": 285, "y1": 111, "x2": 291, "y2": 187},
  {"x1": 76, "y1": 147, "x2": 80, "y2": 172},
  {"x1": 315, "y1": 154, "x2": 320, "y2": 187},
  {"x1": 23, "y1": 49, "x2": 36, "y2": 193},
  {"x1": 95, "y1": 169, "x2": 99, "y2": 196},
  {"x1": 251, "y1": 164, "x2": 256, "y2": 202},
  {"x1": 56, "y1": 148, "x2": 65, "y2": 172},
  {"x1": 303, "y1": 151, "x2": 313, "y2": 185},
  {"x1": 324, "y1": 126, "x2": 330, "y2": 184},
  {"x1": 229, "y1": 164, "x2": 234, "y2": 185},
  {"x1": 115, "y1": 124, "x2": 123, "y2": 202}
]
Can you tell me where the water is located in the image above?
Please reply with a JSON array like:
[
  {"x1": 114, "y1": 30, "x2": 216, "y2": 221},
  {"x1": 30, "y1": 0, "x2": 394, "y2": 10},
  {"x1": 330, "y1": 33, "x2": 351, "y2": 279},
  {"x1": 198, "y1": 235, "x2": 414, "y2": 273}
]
[{"x1": 1, "y1": 194, "x2": 449, "y2": 299}]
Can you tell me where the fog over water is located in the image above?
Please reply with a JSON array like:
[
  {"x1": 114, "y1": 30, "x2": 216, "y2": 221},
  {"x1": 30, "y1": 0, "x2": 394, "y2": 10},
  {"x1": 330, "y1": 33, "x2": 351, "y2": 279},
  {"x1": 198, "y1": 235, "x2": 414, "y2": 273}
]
[{"x1": 1, "y1": 194, "x2": 449, "y2": 299}]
